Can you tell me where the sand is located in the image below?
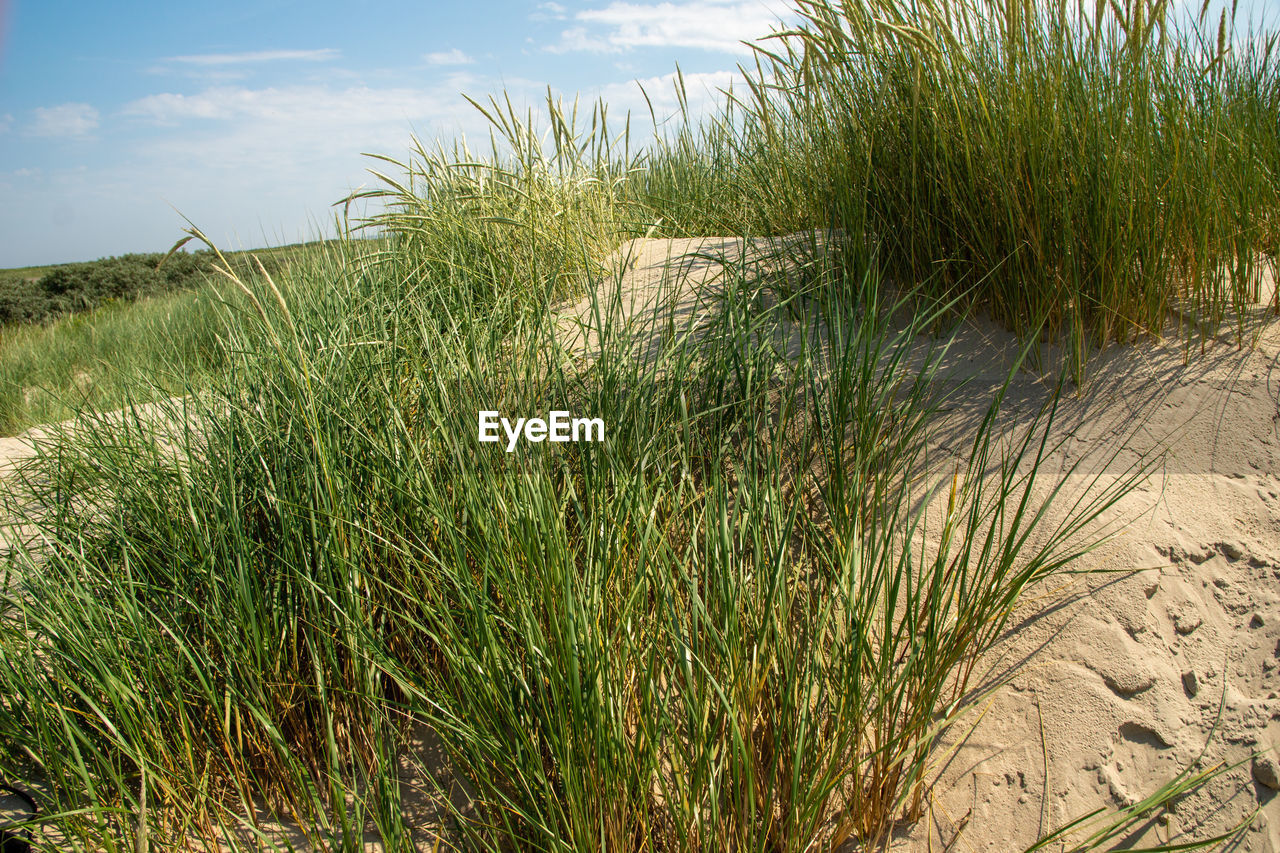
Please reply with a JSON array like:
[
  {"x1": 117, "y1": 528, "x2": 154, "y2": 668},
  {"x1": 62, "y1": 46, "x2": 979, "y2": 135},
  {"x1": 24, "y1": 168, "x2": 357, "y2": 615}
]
[
  {"x1": 1, "y1": 235, "x2": 1277, "y2": 850},
  {"x1": 558, "y1": 236, "x2": 1280, "y2": 851}
]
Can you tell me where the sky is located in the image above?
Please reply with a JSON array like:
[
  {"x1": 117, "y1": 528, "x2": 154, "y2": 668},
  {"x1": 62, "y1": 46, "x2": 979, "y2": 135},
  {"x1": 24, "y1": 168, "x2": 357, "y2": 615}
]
[
  {"x1": 1, "y1": 0, "x2": 1276, "y2": 268},
  {"x1": 0, "y1": 0, "x2": 794, "y2": 267}
]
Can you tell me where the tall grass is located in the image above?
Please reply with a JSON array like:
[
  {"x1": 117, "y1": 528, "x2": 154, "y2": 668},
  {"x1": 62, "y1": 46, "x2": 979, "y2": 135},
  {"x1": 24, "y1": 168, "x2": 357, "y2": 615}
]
[
  {"x1": 0, "y1": 107, "x2": 1230, "y2": 853},
  {"x1": 648, "y1": 0, "x2": 1280, "y2": 360},
  {"x1": 351, "y1": 91, "x2": 648, "y2": 317}
]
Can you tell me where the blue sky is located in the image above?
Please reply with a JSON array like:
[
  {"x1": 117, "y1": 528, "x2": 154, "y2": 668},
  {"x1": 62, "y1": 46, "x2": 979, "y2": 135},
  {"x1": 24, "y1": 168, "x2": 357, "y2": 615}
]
[
  {"x1": 0, "y1": 0, "x2": 793, "y2": 267},
  {"x1": 1, "y1": 0, "x2": 1276, "y2": 268}
]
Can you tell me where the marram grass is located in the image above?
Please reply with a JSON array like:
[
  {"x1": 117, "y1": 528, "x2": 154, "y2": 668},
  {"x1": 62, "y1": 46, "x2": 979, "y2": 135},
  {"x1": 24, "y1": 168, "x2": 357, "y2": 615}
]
[
  {"x1": 0, "y1": 227, "x2": 1230, "y2": 852},
  {"x1": 644, "y1": 0, "x2": 1280, "y2": 364}
]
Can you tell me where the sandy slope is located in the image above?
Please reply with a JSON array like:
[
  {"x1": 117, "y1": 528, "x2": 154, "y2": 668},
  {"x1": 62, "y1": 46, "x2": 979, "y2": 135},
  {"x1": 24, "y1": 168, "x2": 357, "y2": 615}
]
[
  {"x1": 905, "y1": 312, "x2": 1280, "y2": 851},
  {"x1": 561, "y1": 236, "x2": 1280, "y2": 851}
]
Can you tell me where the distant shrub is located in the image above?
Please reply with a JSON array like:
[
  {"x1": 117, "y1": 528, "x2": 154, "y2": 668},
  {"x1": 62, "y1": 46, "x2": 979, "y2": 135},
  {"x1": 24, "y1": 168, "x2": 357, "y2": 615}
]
[
  {"x1": 0, "y1": 277, "x2": 54, "y2": 326},
  {"x1": 0, "y1": 249, "x2": 297, "y2": 328},
  {"x1": 0, "y1": 253, "x2": 209, "y2": 326}
]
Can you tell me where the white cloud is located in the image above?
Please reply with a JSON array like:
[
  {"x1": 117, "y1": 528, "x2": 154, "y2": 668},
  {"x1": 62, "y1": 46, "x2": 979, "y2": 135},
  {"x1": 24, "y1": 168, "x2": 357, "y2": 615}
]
[
  {"x1": 554, "y1": 27, "x2": 605, "y2": 52},
  {"x1": 532, "y1": 1, "x2": 569, "y2": 20},
  {"x1": 123, "y1": 85, "x2": 454, "y2": 127},
  {"x1": 425, "y1": 48, "x2": 475, "y2": 66},
  {"x1": 29, "y1": 103, "x2": 100, "y2": 138},
  {"x1": 39, "y1": 81, "x2": 514, "y2": 265},
  {"x1": 164, "y1": 48, "x2": 340, "y2": 66},
  {"x1": 0, "y1": 113, "x2": 12, "y2": 134},
  {"x1": 115, "y1": 82, "x2": 522, "y2": 198},
  {"x1": 550, "y1": 0, "x2": 794, "y2": 53}
]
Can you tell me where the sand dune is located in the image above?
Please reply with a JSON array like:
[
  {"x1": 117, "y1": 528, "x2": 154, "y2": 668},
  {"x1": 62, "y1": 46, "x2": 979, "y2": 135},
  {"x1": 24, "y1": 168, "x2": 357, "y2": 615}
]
[
  {"x1": 1, "y1": 237, "x2": 1277, "y2": 850},
  {"x1": 559, "y1": 236, "x2": 1280, "y2": 851}
]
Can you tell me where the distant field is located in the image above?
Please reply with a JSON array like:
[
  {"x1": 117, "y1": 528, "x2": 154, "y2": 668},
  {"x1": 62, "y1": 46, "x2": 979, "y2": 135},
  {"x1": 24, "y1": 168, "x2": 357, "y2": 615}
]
[{"x1": 0, "y1": 238, "x2": 381, "y2": 434}]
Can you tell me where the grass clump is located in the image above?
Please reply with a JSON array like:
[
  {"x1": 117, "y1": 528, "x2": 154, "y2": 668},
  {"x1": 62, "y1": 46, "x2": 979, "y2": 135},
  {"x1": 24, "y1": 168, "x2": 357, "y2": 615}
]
[
  {"x1": 656, "y1": 0, "x2": 1280, "y2": 357},
  {"x1": 355, "y1": 92, "x2": 648, "y2": 316},
  {"x1": 0, "y1": 230, "x2": 1157, "y2": 850}
]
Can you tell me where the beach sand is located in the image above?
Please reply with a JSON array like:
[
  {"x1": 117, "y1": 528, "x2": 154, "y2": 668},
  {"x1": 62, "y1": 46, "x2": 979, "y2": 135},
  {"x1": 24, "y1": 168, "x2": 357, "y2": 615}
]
[{"x1": 560, "y1": 236, "x2": 1280, "y2": 851}]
